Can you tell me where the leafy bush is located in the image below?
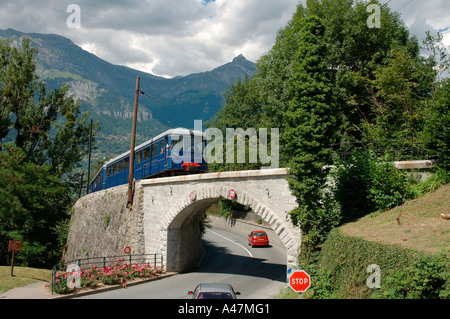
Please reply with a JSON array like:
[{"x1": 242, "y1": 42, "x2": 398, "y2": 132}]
[
  {"x1": 333, "y1": 151, "x2": 412, "y2": 222},
  {"x1": 411, "y1": 167, "x2": 450, "y2": 196},
  {"x1": 372, "y1": 254, "x2": 450, "y2": 299}
]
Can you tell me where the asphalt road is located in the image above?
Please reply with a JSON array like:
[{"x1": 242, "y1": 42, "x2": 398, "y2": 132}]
[{"x1": 76, "y1": 226, "x2": 288, "y2": 299}]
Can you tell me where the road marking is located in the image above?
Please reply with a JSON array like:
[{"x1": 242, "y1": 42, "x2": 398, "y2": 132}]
[{"x1": 208, "y1": 230, "x2": 253, "y2": 258}]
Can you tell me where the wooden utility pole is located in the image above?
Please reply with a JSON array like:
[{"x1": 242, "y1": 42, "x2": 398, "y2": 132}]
[
  {"x1": 86, "y1": 118, "x2": 93, "y2": 194},
  {"x1": 128, "y1": 76, "x2": 140, "y2": 208}
]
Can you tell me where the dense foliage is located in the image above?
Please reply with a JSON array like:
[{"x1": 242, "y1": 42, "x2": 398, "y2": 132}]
[
  {"x1": 0, "y1": 145, "x2": 71, "y2": 267},
  {"x1": 282, "y1": 15, "x2": 338, "y2": 250},
  {"x1": 332, "y1": 150, "x2": 413, "y2": 223},
  {"x1": 211, "y1": 0, "x2": 449, "y2": 258}
]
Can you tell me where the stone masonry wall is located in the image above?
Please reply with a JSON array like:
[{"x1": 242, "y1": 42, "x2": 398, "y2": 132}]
[{"x1": 64, "y1": 183, "x2": 145, "y2": 264}]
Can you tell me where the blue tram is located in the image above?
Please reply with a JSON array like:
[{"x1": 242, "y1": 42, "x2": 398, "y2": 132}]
[{"x1": 89, "y1": 128, "x2": 207, "y2": 194}]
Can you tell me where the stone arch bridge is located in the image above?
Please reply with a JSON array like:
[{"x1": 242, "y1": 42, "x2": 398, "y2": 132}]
[{"x1": 65, "y1": 168, "x2": 301, "y2": 273}]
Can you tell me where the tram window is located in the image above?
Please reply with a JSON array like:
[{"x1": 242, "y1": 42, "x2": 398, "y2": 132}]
[
  {"x1": 171, "y1": 135, "x2": 181, "y2": 145},
  {"x1": 111, "y1": 163, "x2": 117, "y2": 175},
  {"x1": 160, "y1": 141, "x2": 165, "y2": 154},
  {"x1": 107, "y1": 166, "x2": 111, "y2": 177},
  {"x1": 118, "y1": 160, "x2": 123, "y2": 172},
  {"x1": 186, "y1": 135, "x2": 194, "y2": 151},
  {"x1": 195, "y1": 139, "x2": 203, "y2": 153},
  {"x1": 136, "y1": 150, "x2": 142, "y2": 164},
  {"x1": 144, "y1": 147, "x2": 150, "y2": 160},
  {"x1": 124, "y1": 157, "x2": 129, "y2": 169},
  {"x1": 151, "y1": 143, "x2": 158, "y2": 157}
]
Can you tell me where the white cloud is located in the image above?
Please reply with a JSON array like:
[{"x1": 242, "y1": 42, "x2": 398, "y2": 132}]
[
  {"x1": 0, "y1": 0, "x2": 448, "y2": 78},
  {"x1": 442, "y1": 30, "x2": 450, "y2": 47}
]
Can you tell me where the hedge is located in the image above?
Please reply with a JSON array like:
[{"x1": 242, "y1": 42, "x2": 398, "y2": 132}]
[{"x1": 305, "y1": 229, "x2": 449, "y2": 299}]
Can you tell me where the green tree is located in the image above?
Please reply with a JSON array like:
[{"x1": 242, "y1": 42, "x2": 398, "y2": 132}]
[
  {"x1": 0, "y1": 38, "x2": 98, "y2": 178},
  {"x1": 209, "y1": 76, "x2": 272, "y2": 171},
  {"x1": 253, "y1": 0, "x2": 414, "y2": 147},
  {"x1": 212, "y1": 76, "x2": 261, "y2": 131},
  {"x1": 0, "y1": 37, "x2": 98, "y2": 266},
  {"x1": 0, "y1": 145, "x2": 71, "y2": 267},
  {"x1": 362, "y1": 45, "x2": 436, "y2": 157},
  {"x1": 283, "y1": 16, "x2": 339, "y2": 252},
  {"x1": 424, "y1": 79, "x2": 450, "y2": 171},
  {"x1": 421, "y1": 32, "x2": 450, "y2": 172},
  {"x1": 212, "y1": 0, "x2": 419, "y2": 155}
]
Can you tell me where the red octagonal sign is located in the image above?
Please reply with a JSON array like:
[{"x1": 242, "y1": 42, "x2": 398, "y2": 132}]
[{"x1": 289, "y1": 270, "x2": 311, "y2": 293}]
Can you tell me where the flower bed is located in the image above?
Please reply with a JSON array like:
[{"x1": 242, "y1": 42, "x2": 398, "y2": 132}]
[{"x1": 50, "y1": 259, "x2": 165, "y2": 295}]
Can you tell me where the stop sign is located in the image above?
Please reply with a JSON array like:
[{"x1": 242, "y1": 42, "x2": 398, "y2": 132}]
[{"x1": 289, "y1": 270, "x2": 311, "y2": 292}]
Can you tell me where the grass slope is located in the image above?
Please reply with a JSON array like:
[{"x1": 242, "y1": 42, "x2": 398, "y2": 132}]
[{"x1": 339, "y1": 184, "x2": 450, "y2": 255}]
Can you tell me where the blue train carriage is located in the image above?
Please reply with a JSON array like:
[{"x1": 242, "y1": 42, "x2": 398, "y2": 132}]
[{"x1": 89, "y1": 128, "x2": 207, "y2": 194}]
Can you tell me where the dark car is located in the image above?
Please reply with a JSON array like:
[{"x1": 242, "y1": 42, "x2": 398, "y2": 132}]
[
  {"x1": 248, "y1": 230, "x2": 269, "y2": 247},
  {"x1": 188, "y1": 283, "x2": 241, "y2": 299}
]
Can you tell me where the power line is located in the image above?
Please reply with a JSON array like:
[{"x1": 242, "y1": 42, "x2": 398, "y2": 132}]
[
  {"x1": 140, "y1": 90, "x2": 166, "y2": 106},
  {"x1": 396, "y1": 0, "x2": 414, "y2": 12},
  {"x1": 383, "y1": 0, "x2": 414, "y2": 12}
]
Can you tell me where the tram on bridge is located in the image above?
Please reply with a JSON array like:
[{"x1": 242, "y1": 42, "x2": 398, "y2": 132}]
[{"x1": 88, "y1": 128, "x2": 207, "y2": 193}]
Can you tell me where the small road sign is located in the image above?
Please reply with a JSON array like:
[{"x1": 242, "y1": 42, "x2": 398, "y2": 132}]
[
  {"x1": 289, "y1": 270, "x2": 311, "y2": 293},
  {"x1": 8, "y1": 239, "x2": 22, "y2": 252},
  {"x1": 8, "y1": 240, "x2": 22, "y2": 277}
]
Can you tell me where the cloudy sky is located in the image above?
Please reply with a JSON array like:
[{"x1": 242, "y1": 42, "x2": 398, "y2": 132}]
[{"x1": 0, "y1": 0, "x2": 449, "y2": 78}]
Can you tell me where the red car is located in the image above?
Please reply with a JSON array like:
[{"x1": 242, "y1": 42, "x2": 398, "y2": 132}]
[{"x1": 248, "y1": 231, "x2": 269, "y2": 247}]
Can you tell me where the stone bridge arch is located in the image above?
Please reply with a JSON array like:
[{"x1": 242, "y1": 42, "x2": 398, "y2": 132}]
[{"x1": 141, "y1": 169, "x2": 301, "y2": 273}]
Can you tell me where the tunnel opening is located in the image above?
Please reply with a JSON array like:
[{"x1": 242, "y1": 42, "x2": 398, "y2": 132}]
[
  {"x1": 166, "y1": 197, "x2": 221, "y2": 273},
  {"x1": 165, "y1": 191, "x2": 294, "y2": 274}
]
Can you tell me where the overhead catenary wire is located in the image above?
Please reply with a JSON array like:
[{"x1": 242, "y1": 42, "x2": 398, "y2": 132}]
[
  {"x1": 396, "y1": 0, "x2": 414, "y2": 12},
  {"x1": 140, "y1": 90, "x2": 166, "y2": 106}
]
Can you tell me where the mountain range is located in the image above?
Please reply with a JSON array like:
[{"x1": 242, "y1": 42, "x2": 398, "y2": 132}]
[{"x1": 0, "y1": 28, "x2": 256, "y2": 161}]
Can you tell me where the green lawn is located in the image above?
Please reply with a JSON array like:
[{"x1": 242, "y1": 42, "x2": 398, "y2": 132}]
[{"x1": 0, "y1": 266, "x2": 53, "y2": 294}]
